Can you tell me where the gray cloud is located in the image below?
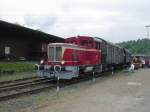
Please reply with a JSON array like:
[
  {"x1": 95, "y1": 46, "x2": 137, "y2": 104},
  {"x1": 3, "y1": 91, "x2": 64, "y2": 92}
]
[
  {"x1": 1, "y1": 0, "x2": 150, "y2": 42},
  {"x1": 24, "y1": 15, "x2": 57, "y2": 31}
]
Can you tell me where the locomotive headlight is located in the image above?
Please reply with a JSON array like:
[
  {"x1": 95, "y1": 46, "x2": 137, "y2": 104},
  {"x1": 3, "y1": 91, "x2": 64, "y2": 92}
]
[
  {"x1": 61, "y1": 60, "x2": 65, "y2": 65},
  {"x1": 40, "y1": 60, "x2": 44, "y2": 64}
]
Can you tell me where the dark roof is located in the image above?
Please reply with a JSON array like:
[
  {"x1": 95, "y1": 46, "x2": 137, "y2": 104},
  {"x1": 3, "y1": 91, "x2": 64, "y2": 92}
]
[{"x1": 0, "y1": 20, "x2": 64, "y2": 42}]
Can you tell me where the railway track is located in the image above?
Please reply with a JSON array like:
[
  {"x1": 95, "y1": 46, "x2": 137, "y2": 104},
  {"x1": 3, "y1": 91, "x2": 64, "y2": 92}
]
[
  {"x1": 0, "y1": 77, "x2": 55, "y2": 101},
  {"x1": 0, "y1": 71, "x2": 114, "y2": 102},
  {"x1": 0, "y1": 76, "x2": 39, "y2": 85}
]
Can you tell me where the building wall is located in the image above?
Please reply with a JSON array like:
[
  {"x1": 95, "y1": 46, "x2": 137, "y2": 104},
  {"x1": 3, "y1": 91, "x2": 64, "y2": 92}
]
[
  {"x1": 0, "y1": 37, "x2": 48, "y2": 60},
  {"x1": 0, "y1": 20, "x2": 64, "y2": 61},
  {"x1": 0, "y1": 39, "x2": 27, "y2": 57}
]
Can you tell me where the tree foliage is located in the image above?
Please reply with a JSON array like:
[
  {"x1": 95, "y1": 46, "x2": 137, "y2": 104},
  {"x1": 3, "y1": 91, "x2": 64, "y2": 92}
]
[{"x1": 117, "y1": 38, "x2": 150, "y2": 55}]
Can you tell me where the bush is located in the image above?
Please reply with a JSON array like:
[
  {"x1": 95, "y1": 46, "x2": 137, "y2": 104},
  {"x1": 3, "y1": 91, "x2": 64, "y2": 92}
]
[{"x1": 0, "y1": 62, "x2": 34, "y2": 73}]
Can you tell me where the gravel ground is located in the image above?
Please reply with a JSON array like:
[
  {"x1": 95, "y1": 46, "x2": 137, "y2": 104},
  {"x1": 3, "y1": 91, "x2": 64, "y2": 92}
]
[{"x1": 1, "y1": 68, "x2": 150, "y2": 112}]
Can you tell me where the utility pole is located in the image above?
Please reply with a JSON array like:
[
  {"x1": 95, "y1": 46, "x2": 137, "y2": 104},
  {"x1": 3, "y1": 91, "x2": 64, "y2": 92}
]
[{"x1": 145, "y1": 25, "x2": 150, "y2": 38}]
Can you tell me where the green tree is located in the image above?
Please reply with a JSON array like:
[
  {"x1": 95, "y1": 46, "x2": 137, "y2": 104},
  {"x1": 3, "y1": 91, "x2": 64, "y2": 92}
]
[{"x1": 117, "y1": 38, "x2": 150, "y2": 55}]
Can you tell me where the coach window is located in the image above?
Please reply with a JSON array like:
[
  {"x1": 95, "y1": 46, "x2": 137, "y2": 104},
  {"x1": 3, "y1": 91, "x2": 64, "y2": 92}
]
[
  {"x1": 96, "y1": 42, "x2": 100, "y2": 49},
  {"x1": 56, "y1": 47, "x2": 62, "y2": 61},
  {"x1": 88, "y1": 39, "x2": 93, "y2": 48},
  {"x1": 49, "y1": 47, "x2": 54, "y2": 61},
  {"x1": 80, "y1": 40, "x2": 88, "y2": 47},
  {"x1": 96, "y1": 42, "x2": 98, "y2": 49},
  {"x1": 72, "y1": 40, "x2": 77, "y2": 44},
  {"x1": 99, "y1": 43, "x2": 101, "y2": 49}
]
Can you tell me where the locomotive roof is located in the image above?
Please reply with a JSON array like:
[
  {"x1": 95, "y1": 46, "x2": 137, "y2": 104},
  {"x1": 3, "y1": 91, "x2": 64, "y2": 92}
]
[{"x1": 48, "y1": 43, "x2": 79, "y2": 47}]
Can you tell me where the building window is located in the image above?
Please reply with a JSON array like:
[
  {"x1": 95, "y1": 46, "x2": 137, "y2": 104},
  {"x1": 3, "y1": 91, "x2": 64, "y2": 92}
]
[
  {"x1": 5, "y1": 46, "x2": 10, "y2": 55},
  {"x1": 42, "y1": 43, "x2": 48, "y2": 52}
]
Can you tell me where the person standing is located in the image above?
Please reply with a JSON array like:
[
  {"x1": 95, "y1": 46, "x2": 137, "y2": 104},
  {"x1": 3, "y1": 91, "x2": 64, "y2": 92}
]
[{"x1": 128, "y1": 62, "x2": 135, "y2": 73}]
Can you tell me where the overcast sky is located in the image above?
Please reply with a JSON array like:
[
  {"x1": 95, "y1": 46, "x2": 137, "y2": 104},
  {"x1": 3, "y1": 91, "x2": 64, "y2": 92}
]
[{"x1": 0, "y1": 0, "x2": 150, "y2": 42}]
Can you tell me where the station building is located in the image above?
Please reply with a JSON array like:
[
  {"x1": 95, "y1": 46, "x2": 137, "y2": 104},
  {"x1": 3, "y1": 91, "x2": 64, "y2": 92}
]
[{"x1": 0, "y1": 20, "x2": 64, "y2": 61}]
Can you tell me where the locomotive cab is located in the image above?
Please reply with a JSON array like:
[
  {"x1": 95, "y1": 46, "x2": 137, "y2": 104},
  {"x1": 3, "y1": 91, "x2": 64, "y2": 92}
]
[{"x1": 37, "y1": 43, "x2": 80, "y2": 79}]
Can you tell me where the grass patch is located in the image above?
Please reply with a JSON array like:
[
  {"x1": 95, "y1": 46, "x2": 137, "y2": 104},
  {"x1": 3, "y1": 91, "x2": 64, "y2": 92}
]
[
  {"x1": 0, "y1": 62, "x2": 35, "y2": 73},
  {"x1": 0, "y1": 105, "x2": 8, "y2": 112}
]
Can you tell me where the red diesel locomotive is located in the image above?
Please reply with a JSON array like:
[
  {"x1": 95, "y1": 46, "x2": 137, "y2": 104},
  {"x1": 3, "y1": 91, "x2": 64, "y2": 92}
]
[{"x1": 37, "y1": 36, "x2": 131, "y2": 79}]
